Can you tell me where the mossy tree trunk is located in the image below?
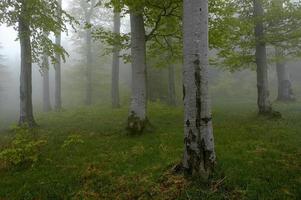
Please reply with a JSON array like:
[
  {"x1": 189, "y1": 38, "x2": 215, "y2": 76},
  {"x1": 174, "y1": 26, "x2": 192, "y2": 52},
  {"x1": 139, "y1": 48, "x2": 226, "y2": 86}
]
[{"x1": 182, "y1": 0, "x2": 215, "y2": 179}]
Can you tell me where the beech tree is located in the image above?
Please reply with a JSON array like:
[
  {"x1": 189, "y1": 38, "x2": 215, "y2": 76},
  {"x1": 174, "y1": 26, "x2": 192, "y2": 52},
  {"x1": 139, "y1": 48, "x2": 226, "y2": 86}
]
[
  {"x1": 111, "y1": 6, "x2": 121, "y2": 108},
  {"x1": 127, "y1": 4, "x2": 148, "y2": 133},
  {"x1": 55, "y1": 0, "x2": 63, "y2": 110},
  {"x1": 99, "y1": 0, "x2": 150, "y2": 133},
  {"x1": 79, "y1": 0, "x2": 96, "y2": 105},
  {"x1": 182, "y1": 0, "x2": 215, "y2": 178},
  {"x1": 0, "y1": 0, "x2": 73, "y2": 126},
  {"x1": 96, "y1": 0, "x2": 228, "y2": 132},
  {"x1": 215, "y1": 0, "x2": 301, "y2": 115},
  {"x1": 42, "y1": 42, "x2": 52, "y2": 112},
  {"x1": 271, "y1": 0, "x2": 296, "y2": 102},
  {"x1": 275, "y1": 48, "x2": 295, "y2": 101},
  {"x1": 126, "y1": 0, "x2": 180, "y2": 132},
  {"x1": 253, "y1": 0, "x2": 273, "y2": 114}
]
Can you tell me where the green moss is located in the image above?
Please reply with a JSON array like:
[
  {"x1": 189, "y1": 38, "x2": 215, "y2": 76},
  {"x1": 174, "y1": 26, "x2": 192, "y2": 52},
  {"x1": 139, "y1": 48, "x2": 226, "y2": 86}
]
[{"x1": 127, "y1": 111, "x2": 147, "y2": 134}]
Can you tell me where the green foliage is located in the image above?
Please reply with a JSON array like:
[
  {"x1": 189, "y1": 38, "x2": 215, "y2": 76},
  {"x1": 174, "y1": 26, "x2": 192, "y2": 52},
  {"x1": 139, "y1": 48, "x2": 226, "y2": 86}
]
[
  {"x1": 0, "y1": 127, "x2": 47, "y2": 169},
  {"x1": 93, "y1": 0, "x2": 249, "y2": 69},
  {"x1": 0, "y1": 0, "x2": 77, "y2": 67},
  {"x1": 92, "y1": 27, "x2": 131, "y2": 62},
  {"x1": 217, "y1": 0, "x2": 301, "y2": 70},
  {"x1": 61, "y1": 134, "x2": 84, "y2": 149}
]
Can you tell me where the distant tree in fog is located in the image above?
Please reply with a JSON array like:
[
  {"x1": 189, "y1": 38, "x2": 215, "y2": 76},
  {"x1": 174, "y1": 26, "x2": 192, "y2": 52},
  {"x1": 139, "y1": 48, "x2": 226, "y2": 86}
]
[
  {"x1": 275, "y1": 48, "x2": 296, "y2": 102},
  {"x1": 41, "y1": 35, "x2": 52, "y2": 112},
  {"x1": 69, "y1": 0, "x2": 112, "y2": 105},
  {"x1": 81, "y1": 0, "x2": 96, "y2": 106},
  {"x1": 55, "y1": 0, "x2": 63, "y2": 111},
  {"x1": 215, "y1": 0, "x2": 301, "y2": 116},
  {"x1": 111, "y1": 3, "x2": 121, "y2": 108},
  {"x1": 0, "y1": 43, "x2": 4, "y2": 103},
  {"x1": 0, "y1": 0, "x2": 75, "y2": 126},
  {"x1": 272, "y1": 0, "x2": 296, "y2": 102}
]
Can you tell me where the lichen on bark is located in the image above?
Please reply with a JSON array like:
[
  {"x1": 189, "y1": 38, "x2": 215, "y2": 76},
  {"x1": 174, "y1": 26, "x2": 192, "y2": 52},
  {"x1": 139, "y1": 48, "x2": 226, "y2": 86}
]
[{"x1": 182, "y1": 0, "x2": 216, "y2": 180}]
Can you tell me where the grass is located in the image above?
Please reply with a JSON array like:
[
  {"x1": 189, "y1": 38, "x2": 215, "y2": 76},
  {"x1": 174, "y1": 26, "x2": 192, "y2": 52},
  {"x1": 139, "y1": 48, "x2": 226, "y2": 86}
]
[{"x1": 0, "y1": 100, "x2": 300, "y2": 199}]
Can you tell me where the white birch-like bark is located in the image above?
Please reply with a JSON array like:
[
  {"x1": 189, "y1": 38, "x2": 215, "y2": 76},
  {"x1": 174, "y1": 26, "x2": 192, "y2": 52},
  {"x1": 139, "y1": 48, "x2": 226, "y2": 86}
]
[
  {"x1": 127, "y1": 10, "x2": 147, "y2": 133},
  {"x1": 111, "y1": 11, "x2": 121, "y2": 108},
  {"x1": 183, "y1": 0, "x2": 215, "y2": 178},
  {"x1": 54, "y1": 0, "x2": 62, "y2": 110},
  {"x1": 19, "y1": 0, "x2": 36, "y2": 126}
]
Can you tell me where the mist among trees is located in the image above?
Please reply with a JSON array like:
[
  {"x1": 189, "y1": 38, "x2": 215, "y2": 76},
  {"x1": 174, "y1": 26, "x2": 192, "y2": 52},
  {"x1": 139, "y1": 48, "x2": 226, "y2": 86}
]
[{"x1": 0, "y1": 0, "x2": 300, "y2": 199}]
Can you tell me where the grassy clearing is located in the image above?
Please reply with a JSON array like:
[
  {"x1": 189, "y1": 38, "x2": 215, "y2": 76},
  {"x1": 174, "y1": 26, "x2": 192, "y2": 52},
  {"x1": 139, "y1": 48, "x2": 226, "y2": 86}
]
[{"x1": 0, "y1": 101, "x2": 300, "y2": 199}]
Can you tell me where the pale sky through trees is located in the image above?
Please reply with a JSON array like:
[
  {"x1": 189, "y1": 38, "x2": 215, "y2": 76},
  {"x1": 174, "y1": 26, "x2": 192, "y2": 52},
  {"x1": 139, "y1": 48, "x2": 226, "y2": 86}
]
[{"x1": 0, "y1": 0, "x2": 70, "y2": 70}]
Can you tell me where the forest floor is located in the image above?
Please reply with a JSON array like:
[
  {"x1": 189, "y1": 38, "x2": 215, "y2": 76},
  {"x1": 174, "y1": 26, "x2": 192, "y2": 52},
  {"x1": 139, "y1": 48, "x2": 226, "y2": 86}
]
[{"x1": 0, "y1": 100, "x2": 300, "y2": 199}]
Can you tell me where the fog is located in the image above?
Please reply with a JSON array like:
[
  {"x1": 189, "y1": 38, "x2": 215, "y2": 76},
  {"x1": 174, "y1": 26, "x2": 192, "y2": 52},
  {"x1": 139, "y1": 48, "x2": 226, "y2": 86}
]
[
  {"x1": 0, "y1": 22, "x2": 132, "y2": 129},
  {"x1": 2, "y1": 23, "x2": 301, "y2": 130},
  {"x1": 0, "y1": 1, "x2": 132, "y2": 129},
  {"x1": 1, "y1": 1, "x2": 301, "y2": 198},
  {"x1": 1, "y1": 0, "x2": 301, "y2": 130}
]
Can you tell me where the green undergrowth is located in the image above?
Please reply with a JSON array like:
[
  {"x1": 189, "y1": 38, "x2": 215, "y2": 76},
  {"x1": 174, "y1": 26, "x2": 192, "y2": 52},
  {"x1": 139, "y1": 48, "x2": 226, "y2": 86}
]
[{"x1": 0, "y1": 101, "x2": 300, "y2": 199}]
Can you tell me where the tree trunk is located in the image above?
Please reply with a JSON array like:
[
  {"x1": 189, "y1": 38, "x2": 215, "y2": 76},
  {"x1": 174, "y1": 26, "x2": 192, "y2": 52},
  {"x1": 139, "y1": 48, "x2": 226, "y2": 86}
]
[
  {"x1": 111, "y1": 11, "x2": 120, "y2": 108},
  {"x1": 85, "y1": 17, "x2": 92, "y2": 105},
  {"x1": 166, "y1": 37, "x2": 176, "y2": 106},
  {"x1": 182, "y1": 0, "x2": 215, "y2": 179},
  {"x1": 54, "y1": 0, "x2": 62, "y2": 110},
  {"x1": 18, "y1": 1, "x2": 36, "y2": 126},
  {"x1": 168, "y1": 63, "x2": 176, "y2": 106},
  {"x1": 253, "y1": 0, "x2": 273, "y2": 115},
  {"x1": 42, "y1": 52, "x2": 52, "y2": 112},
  {"x1": 275, "y1": 48, "x2": 295, "y2": 102},
  {"x1": 127, "y1": 10, "x2": 147, "y2": 134}
]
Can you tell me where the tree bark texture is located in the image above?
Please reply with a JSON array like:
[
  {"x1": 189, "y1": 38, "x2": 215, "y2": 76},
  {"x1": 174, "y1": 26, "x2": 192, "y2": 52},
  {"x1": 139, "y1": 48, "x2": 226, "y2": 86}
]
[
  {"x1": 253, "y1": 0, "x2": 273, "y2": 115},
  {"x1": 182, "y1": 0, "x2": 215, "y2": 179},
  {"x1": 19, "y1": 0, "x2": 36, "y2": 126},
  {"x1": 127, "y1": 10, "x2": 147, "y2": 134}
]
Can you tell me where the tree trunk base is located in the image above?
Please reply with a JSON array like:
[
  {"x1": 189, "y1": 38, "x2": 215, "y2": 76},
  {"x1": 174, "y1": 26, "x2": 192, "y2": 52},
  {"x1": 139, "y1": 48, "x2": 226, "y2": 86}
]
[
  {"x1": 19, "y1": 117, "x2": 37, "y2": 128},
  {"x1": 43, "y1": 106, "x2": 52, "y2": 113},
  {"x1": 54, "y1": 106, "x2": 64, "y2": 112},
  {"x1": 258, "y1": 110, "x2": 282, "y2": 119},
  {"x1": 112, "y1": 104, "x2": 121, "y2": 109},
  {"x1": 276, "y1": 96, "x2": 296, "y2": 103},
  {"x1": 127, "y1": 112, "x2": 148, "y2": 134}
]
